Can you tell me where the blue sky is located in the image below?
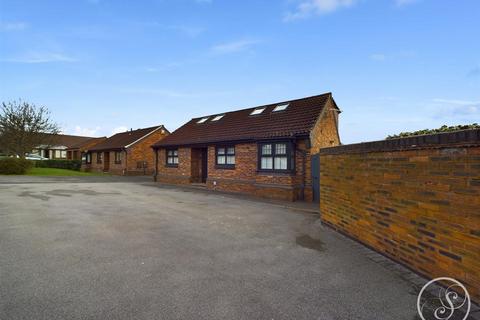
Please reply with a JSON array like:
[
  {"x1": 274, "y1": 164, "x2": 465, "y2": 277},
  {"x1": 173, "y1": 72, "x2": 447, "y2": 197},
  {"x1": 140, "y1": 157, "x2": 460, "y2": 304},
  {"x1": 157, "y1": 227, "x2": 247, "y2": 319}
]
[{"x1": 0, "y1": 0, "x2": 479, "y2": 143}]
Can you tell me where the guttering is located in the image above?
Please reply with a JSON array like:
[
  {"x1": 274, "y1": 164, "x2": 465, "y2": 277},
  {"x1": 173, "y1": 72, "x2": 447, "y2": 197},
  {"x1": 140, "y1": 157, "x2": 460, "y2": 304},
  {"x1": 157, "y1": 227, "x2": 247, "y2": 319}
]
[
  {"x1": 296, "y1": 148, "x2": 307, "y2": 201},
  {"x1": 123, "y1": 147, "x2": 127, "y2": 176},
  {"x1": 152, "y1": 134, "x2": 310, "y2": 149},
  {"x1": 153, "y1": 149, "x2": 158, "y2": 182},
  {"x1": 89, "y1": 147, "x2": 124, "y2": 152}
]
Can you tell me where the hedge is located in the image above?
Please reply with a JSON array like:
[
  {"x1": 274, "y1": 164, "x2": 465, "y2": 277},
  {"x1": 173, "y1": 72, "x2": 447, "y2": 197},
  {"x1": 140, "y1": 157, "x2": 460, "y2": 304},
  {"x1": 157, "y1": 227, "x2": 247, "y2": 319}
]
[
  {"x1": 34, "y1": 159, "x2": 82, "y2": 171},
  {"x1": 0, "y1": 158, "x2": 33, "y2": 175}
]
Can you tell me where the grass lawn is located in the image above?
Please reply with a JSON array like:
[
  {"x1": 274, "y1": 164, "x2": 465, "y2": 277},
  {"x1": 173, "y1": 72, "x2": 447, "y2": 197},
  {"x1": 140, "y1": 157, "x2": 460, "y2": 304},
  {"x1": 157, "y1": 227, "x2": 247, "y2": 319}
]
[{"x1": 26, "y1": 167, "x2": 108, "y2": 176}]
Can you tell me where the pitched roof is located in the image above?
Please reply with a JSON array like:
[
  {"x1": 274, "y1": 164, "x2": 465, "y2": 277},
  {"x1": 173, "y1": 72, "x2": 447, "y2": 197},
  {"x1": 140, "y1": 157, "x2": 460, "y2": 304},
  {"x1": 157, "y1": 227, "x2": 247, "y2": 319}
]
[
  {"x1": 42, "y1": 134, "x2": 97, "y2": 148},
  {"x1": 90, "y1": 126, "x2": 164, "y2": 151},
  {"x1": 153, "y1": 93, "x2": 335, "y2": 147},
  {"x1": 67, "y1": 137, "x2": 107, "y2": 151}
]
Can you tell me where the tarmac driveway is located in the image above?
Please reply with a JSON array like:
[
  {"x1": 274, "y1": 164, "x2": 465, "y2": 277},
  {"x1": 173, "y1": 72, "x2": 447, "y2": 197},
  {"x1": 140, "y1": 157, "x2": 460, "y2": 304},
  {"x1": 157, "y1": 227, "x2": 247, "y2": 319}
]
[{"x1": 0, "y1": 176, "x2": 422, "y2": 319}]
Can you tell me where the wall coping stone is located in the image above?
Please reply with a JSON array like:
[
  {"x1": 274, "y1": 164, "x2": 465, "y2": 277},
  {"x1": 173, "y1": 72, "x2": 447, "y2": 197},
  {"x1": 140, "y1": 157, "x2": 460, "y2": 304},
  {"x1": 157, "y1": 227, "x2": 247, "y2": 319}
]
[{"x1": 320, "y1": 129, "x2": 480, "y2": 155}]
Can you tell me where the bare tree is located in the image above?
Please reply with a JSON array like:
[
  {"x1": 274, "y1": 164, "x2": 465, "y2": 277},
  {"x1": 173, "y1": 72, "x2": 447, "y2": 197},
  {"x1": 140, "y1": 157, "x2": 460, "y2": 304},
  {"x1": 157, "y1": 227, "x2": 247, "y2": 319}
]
[{"x1": 0, "y1": 100, "x2": 60, "y2": 157}]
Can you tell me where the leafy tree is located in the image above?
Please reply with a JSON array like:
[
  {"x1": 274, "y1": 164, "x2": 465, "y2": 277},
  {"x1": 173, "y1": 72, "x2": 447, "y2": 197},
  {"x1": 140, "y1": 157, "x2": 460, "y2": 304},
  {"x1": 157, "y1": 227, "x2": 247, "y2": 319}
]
[
  {"x1": 0, "y1": 100, "x2": 60, "y2": 158},
  {"x1": 386, "y1": 123, "x2": 480, "y2": 139}
]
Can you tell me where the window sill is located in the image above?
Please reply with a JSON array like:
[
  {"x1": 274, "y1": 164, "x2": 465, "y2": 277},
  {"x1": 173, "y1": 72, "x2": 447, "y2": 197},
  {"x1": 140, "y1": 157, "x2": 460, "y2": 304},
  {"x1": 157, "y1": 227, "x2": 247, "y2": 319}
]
[
  {"x1": 256, "y1": 169, "x2": 295, "y2": 176},
  {"x1": 215, "y1": 165, "x2": 235, "y2": 170},
  {"x1": 114, "y1": 161, "x2": 122, "y2": 164},
  {"x1": 165, "y1": 164, "x2": 178, "y2": 168}
]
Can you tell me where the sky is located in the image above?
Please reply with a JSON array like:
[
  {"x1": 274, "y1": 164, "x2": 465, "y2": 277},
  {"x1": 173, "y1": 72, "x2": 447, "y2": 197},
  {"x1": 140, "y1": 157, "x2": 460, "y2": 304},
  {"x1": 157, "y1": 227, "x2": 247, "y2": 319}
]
[{"x1": 0, "y1": 0, "x2": 479, "y2": 144}]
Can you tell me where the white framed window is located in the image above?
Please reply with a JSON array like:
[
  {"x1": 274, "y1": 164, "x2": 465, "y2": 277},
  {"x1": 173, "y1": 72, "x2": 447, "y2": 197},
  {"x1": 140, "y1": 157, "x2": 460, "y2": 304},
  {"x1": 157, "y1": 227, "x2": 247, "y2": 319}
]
[
  {"x1": 250, "y1": 107, "x2": 266, "y2": 115},
  {"x1": 114, "y1": 151, "x2": 122, "y2": 164},
  {"x1": 258, "y1": 142, "x2": 292, "y2": 171},
  {"x1": 216, "y1": 146, "x2": 235, "y2": 167},
  {"x1": 166, "y1": 149, "x2": 179, "y2": 166},
  {"x1": 273, "y1": 103, "x2": 289, "y2": 112},
  {"x1": 211, "y1": 114, "x2": 225, "y2": 121},
  {"x1": 197, "y1": 117, "x2": 209, "y2": 124}
]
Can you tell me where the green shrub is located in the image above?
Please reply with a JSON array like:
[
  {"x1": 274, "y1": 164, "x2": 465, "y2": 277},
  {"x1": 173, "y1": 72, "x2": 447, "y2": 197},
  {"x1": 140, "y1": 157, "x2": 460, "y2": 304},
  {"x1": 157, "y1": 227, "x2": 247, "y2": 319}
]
[
  {"x1": 0, "y1": 157, "x2": 33, "y2": 175},
  {"x1": 386, "y1": 123, "x2": 480, "y2": 139},
  {"x1": 34, "y1": 159, "x2": 82, "y2": 171}
]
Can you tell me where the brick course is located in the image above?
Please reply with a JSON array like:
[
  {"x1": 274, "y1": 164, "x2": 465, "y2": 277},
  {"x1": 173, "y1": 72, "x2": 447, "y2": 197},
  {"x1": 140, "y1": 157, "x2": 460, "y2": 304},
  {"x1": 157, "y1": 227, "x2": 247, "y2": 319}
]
[{"x1": 319, "y1": 131, "x2": 480, "y2": 301}]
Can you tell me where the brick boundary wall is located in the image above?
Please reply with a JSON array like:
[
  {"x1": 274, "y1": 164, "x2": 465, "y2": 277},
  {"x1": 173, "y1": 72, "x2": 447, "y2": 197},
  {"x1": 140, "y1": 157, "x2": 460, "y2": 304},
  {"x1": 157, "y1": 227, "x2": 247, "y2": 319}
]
[{"x1": 319, "y1": 129, "x2": 480, "y2": 302}]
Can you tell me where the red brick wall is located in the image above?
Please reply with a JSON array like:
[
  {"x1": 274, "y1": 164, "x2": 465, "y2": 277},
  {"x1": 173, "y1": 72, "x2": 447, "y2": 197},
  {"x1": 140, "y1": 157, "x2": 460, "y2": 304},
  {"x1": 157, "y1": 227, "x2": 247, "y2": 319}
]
[
  {"x1": 88, "y1": 152, "x2": 109, "y2": 173},
  {"x1": 319, "y1": 132, "x2": 480, "y2": 301},
  {"x1": 154, "y1": 103, "x2": 340, "y2": 201},
  {"x1": 84, "y1": 129, "x2": 167, "y2": 175},
  {"x1": 156, "y1": 147, "x2": 192, "y2": 184},
  {"x1": 310, "y1": 98, "x2": 341, "y2": 153},
  {"x1": 125, "y1": 129, "x2": 167, "y2": 175},
  {"x1": 156, "y1": 140, "x2": 313, "y2": 201}
]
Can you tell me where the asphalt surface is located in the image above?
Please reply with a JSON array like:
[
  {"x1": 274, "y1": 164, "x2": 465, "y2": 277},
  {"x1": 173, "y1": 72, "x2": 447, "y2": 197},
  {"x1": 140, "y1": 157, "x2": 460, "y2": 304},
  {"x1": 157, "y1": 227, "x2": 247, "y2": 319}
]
[{"x1": 0, "y1": 176, "x2": 422, "y2": 320}]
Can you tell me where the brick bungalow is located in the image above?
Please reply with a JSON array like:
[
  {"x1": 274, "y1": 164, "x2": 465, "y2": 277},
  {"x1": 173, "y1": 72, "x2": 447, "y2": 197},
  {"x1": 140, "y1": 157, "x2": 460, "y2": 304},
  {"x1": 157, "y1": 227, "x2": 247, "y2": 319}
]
[
  {"x1": 66, "y1": 137, "x2": 107, "y2": 160},
  {"x1": 152, "y1": 93, "x2": 341, "y2": 202},
  {"x1": 85, "y1": 126, "x2": 169, "y2": 175},
  {"x1": 33, "y1": 134, "x2": 98, "y2": 159}
]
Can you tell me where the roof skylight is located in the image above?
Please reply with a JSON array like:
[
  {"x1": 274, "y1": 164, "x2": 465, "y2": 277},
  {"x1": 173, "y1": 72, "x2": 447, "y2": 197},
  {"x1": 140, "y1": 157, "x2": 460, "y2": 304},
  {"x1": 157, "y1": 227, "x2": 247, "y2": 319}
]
[
  {"x1": 273, "y1": 103, "x2": 289, "y2": 112},
  {"x1": 211, "y1": 114, "x2": 225, "y2": 121},
  {"x1": 250, "y1": 107, "x2": 266, "y2": 115},
  {"x1": 197, "y1": 117, "x2": 209, "y2": 124}
]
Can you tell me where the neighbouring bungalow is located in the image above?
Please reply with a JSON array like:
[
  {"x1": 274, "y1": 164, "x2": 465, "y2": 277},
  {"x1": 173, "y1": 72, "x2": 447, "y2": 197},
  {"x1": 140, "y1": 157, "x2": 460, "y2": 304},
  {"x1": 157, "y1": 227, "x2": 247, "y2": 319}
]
[
  {"x1": 85, "y1": 126, "x2": 169, "y2": 175},
  {"x1": 66, "y1": 137, "x2": 107, "y2": 160},
  {"x1": 33, "y1": 134, "x2": 98, "y2": 159},
  {"x1": 152, "y1": 93, "x2": 341, "y2": 202}
]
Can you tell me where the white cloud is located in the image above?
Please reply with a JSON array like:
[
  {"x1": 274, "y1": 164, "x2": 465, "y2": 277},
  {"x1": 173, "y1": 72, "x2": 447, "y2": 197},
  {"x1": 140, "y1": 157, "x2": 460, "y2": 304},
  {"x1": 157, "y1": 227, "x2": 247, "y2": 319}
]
[
  {"x1": 211, "y1": 39, "x2": 260, "y2": 54},
  {"x1": 285, "y1": 0, "x2": 420, "y2": 21},
  {"x1": 395, "y1": 0, "x2": 419, "y2": 6},
  {"x1": 111, "y1": 126, "x2": 128, "y2": 135},
  {"x1": 0, "y1": 22, "x2": 28, "y2": 31},
  {"x1": 73, "y1": 126, "x2": 101, "y2": 136},
  {"x1": 4, "y1": 52, "x2": 77, "y2": 64},
  {"x1": 285, "y1": 0, "x2": 357, "y2": 21},
  {"x1": 431, "y1": 98, "x2": 480, "y2": 120},
  {"x1": 369, "y1": 51, "x2": 416, "y2": 61}
]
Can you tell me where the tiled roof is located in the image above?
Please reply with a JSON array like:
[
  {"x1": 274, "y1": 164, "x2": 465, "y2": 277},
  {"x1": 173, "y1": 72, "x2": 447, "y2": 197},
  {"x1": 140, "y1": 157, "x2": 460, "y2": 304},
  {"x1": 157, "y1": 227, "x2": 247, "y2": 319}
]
[
  {"x1": 43, "y1": 134, "x2": 97, "y2": 148},
  {"x1": 67, "y1": 137, "x2": 107, "y2": 151},
  {"x1": 90, "y1": 126, "x2": 164, "y2": 151},
  {"x1": 153, "y1": 93, "x2": 335, "y2": 147}
]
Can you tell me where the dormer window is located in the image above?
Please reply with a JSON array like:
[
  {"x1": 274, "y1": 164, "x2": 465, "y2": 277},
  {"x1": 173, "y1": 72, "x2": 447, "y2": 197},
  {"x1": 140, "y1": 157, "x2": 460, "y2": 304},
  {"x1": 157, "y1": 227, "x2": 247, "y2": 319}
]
[
  {"x1": 250, "y1": 107, "x2": 266, "y2": 115},
  {"x1": 211, "y1": 114, "x2": 225, "y2": 121},
  {"x1": 197, "y1": 117, "x2": 209, "y2": 124},
  {"x1": 273, "y1": 103, "x2": 289, "y2": 112}
]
